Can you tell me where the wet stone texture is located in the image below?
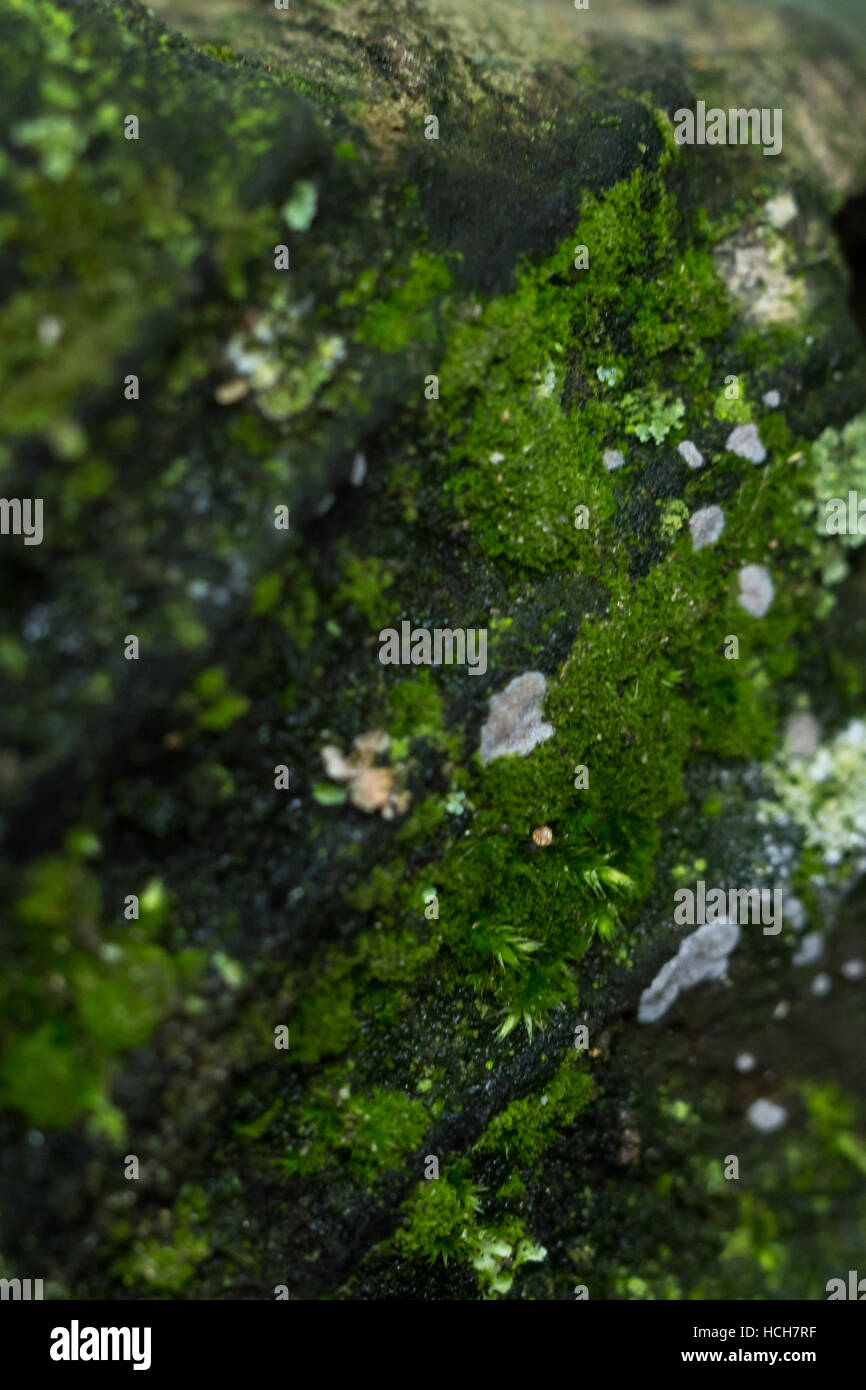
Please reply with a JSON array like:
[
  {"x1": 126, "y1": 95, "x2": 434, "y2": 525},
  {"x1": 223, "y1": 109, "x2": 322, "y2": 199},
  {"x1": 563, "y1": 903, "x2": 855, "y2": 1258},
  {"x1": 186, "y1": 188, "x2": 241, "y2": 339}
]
[{"x1": 1, "y1": 0, "x2": 866, "y2": 1299}]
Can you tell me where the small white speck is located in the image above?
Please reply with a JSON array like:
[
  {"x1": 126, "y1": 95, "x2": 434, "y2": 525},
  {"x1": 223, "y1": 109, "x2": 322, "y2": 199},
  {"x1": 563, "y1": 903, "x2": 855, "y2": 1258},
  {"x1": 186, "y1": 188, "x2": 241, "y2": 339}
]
[
  {"x1": 37, "y1": 316, "x2": 64, "y2": 347},
  {"x1": 747, "y1": 1098, "x2": 787, "y2": 1133},
  {"x1": 350, "y1": 452, "x2": 367, "y2": 486},
  {"x1": 762, "y1": 389, "x2": 781, "y2": 408},
  {"x1": 735, "y1": 1052, "x2": 756, "y2": 1073},
  {"x1": 842, "y1": 959, "x2": 865, "y2": 980},
  {"x1": 811, "y1": 972, "x2": 832, "y2": 997},
  {"x1": 489, "y1": 451, "x2": 506, "y2": 464},
  {"x1": 603, "y1": 449, "x2": 625, "y2": 472},
  {"x1": 315, "y1": 492, "x2": 335, "y2": 517}
]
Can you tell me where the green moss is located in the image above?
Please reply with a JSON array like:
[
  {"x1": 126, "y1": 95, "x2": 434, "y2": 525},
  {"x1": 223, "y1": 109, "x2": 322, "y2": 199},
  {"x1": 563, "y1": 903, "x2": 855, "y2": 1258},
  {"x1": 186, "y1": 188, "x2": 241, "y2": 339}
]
[
  {"x1": 390, "y1": 1168, "x2": 547, "y2": 1297},
  {"x1": 712, "y1": 382, "x2": 752, "y2": 423},
  {"x1": 0, "y1": 1024, "x2": 106, "y2": 1129},
  {"x1": 276, "y1": 557, "x2": 320, "y2": 651},
  {"x1": 354, "y1": 252, "x2": 452, "y2": 352},
  {"x1": 290, "y1": 961, "x2": 358, "y2": 1064},
  {"x1": 72, "y1": 945, "x2": 180, "y2": 1052},
  {"x1": 658, "y1": 497, "x2": 689, "y2": 541},
  {"x1": 279, "y1": 1081, "x2": 428, "y2": 1181},
  {"x1": 333, "y1": 551, "x2": 395, "y2": 628},
  {"x1": 386, "y1": 671, "x2": 447, "y2": 743},
  {"x1": 0, "y1": 854, "x2": 204, "y2": 1128},
  {"x1": 197, "y1": 43, "x2": 239, "y2": 65},
  {"x1": 181, "y1": 665, "x2": 251, "y2": 731},
  {"x1": 355, "y1": 926, "x2": 441, "y2": 984},
  {"x1": 473, "y1": 1056, "x2": 593, "y2": 1167},
  {"x1": 113, "y1": 1185, "x2": 210, "y2": 1293},
  {"x1": 251, "y1": 572, "x2": 283, "y2": 616}
]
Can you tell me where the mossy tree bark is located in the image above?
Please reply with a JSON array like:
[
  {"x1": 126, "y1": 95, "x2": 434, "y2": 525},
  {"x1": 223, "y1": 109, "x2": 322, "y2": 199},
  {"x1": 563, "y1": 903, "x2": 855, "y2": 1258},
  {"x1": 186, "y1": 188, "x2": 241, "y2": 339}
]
[{"x1": 2, "y1": 0, "x2": 866, "y2": 1299}]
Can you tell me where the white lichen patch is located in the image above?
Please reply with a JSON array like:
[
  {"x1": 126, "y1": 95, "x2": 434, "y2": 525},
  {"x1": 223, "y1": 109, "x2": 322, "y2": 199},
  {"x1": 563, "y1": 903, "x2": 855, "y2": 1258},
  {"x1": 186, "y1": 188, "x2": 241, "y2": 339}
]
[
  {"x1": 738, "y1": 564, "x2": 774, "y2": 617},
  {"x1": 603, "y1": 449, "x2": 625, "y2": 472},
  {"x1": 534, "y1": 361, "x2": 557, "y2": 399},
  {"x1": 727, "y1": 423, "x2": 767, "y2": 464},
  {"x1": 689, "y1": 505, "x2": 725, "y2": 551},
  {"x1": 761, "y1": 718, "x2": 866, "y2": 871},
  {"x1": 479, "y1": 671, "x2": 554, "y2": 765},
  {"x1": 37, "y1": 315, "x2": 64, "y2": 347},
  {"x1": 747, "y1": 1098, "x2": 787, "y2": 1133},
  {"x1": 764, "y1": 193, "x2": 798, "y2": 230},
  {"x1": 714, "y1": 224, "x2": 805, "y2": 325},
  {"x1": 677, "y1": 439, "x2": 703, "y2": 469},
  {"x1": 637, "y1": 919, "x2": 740, "y2": 1024}
]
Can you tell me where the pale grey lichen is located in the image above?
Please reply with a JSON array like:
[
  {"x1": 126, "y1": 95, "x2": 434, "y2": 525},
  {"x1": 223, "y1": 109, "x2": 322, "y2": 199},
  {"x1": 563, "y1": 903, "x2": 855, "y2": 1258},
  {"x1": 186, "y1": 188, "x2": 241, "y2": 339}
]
[
  {"x1": 677, "y1": 439, "x2": 703, "y2": 469},
  {"x1": 747, "y1": 1098, "x2": 788, "y2": 1133},
  {"x1": 738, "y1": 564, "x2": 774, "y2": 616},
  {"x1": 714, "y1": 225, "x2": 804, "y2": 324},
  {"x1": 603, "y1": 449, "x2": 625, "y2": 472},
  {"x1": 727, "y1": 423, "x2": 767, "y2": 464},
  {"x1": 689, "y1": 504, "x2": 725, "y2": 551},
  {"x1": 479, "y1": 671, "x2": 554, "y2": 765},
  {"x1": 637, "y1": 919, "x2": 740, "y2": 1024},
  {"x1": 764, "y1": 193, "x2": 798, "y2": 230},
  {"x1": 761, "y1": 718, "x2": 866, "y2": 870}
]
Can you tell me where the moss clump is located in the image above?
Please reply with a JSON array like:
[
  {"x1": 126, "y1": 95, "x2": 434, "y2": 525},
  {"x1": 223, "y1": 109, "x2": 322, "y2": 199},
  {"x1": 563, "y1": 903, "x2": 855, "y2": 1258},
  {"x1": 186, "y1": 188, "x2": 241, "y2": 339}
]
[
  {"x1": 390, "y1": 1170, "x2": 547, "y2": 1298},
  {"x1": 278, "y1": 1081, "x2": 428, "y2": 1182},
  {"x1": 474, "y1": 1057, "x2": 593, "y2": 1168},
  {"x1": 0, "y1": 852, "x2": 205, "y2": 1129},
  {"x1": 113, "y1": 1185, "x2": 210, "y2": 1294}
]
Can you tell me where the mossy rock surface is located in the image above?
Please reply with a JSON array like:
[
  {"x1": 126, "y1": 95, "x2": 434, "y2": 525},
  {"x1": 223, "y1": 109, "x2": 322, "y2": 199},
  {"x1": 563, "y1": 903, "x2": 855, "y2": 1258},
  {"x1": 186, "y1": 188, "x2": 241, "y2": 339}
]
[{"x1": 2, "y1": 0, "x2": 866, "y2": 1299}]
